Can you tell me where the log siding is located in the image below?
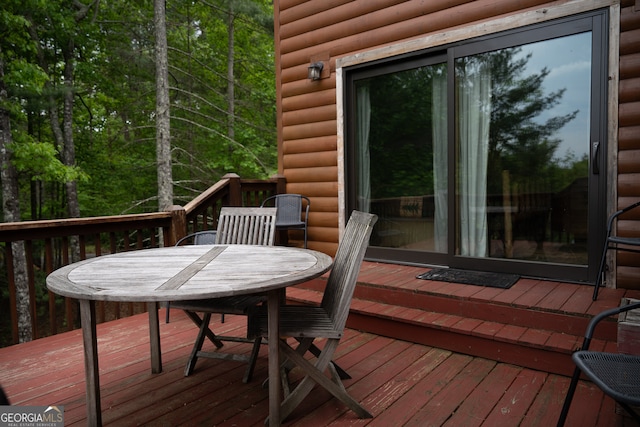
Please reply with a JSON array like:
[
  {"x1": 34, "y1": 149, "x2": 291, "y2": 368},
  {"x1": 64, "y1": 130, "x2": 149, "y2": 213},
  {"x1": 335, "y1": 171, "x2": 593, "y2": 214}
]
[
  {"x1": 618, "y1": 0, "x2": 640, "y2": 289},
  {"x1": 275, "y1": 0, "x2": 640, "y2": 290}
]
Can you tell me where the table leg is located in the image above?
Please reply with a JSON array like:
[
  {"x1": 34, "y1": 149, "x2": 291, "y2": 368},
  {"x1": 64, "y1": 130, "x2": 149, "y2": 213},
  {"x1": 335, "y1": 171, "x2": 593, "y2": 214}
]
[
  {"x1": 147, "y1": 302, "x2": 162, "y2": 373},
  {"x1": 267, "y1": 290, "x2": 281, "y2": 427},
  {"x1": 79, "y1": 299, "x2": 102, "y2": 427}
]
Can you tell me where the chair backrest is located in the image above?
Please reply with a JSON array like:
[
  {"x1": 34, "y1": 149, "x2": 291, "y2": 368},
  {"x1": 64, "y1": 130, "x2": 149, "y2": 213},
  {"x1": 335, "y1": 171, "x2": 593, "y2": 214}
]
[
  {"x1": 175, "y1": 230, "x2": 217, "y2": 246},
  {"x1": 321, "y1": 210, "x2": 377, "y2": 332},
  {"x1": 261, "y1": 194, "x2": 310, "y2": 227},
  {"x1": 215, "y1": 207, "x2": 277, "y2": 245}
]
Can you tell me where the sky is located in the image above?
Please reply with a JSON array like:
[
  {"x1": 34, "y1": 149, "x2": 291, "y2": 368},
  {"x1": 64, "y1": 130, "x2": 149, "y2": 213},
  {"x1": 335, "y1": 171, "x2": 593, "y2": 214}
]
[{"x1": 514, "y1": 32, "x2": 592, "y2": 162}]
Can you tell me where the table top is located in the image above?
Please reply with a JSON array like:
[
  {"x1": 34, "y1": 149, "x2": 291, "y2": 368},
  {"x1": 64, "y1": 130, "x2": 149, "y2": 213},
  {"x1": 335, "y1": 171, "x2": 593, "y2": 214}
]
[{"x1": 46, "y1": 245, "x2": 333, "y2": 302}]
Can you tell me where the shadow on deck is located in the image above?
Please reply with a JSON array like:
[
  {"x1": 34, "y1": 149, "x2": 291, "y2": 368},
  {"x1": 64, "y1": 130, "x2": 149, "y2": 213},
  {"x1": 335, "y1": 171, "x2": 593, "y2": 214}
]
[{"x1": 0, "y1": 261, "x2": 639, "y2": 426}]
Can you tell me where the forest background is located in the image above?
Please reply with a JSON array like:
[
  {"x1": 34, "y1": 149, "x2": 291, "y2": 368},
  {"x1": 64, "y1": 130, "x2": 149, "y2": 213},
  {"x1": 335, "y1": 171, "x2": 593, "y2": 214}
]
[
  {"x1": 0, "y1": 0, "x2": 275, "y2": 344},
  {"x1": 1, "y1": 0, "x2": 276, "y2": 224}
]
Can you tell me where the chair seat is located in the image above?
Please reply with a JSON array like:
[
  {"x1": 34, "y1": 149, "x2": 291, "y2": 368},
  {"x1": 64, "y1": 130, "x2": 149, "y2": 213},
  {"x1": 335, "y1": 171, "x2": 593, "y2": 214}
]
[
  {"x1": 573, "y1": 351, "x2": 640, "y2": 407},
  {"x1": 172, "y1": 295, "x2": 266, "y2": 314},
  {"x1": 249, "y1": 306, "x2": 342, "y2": 339},
  {"x1": 608, "y1": 236, "x2": 640, "y2": 247}
]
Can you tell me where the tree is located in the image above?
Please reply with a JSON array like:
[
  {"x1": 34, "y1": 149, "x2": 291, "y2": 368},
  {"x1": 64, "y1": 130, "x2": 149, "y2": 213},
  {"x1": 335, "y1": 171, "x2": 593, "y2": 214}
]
[
  {"x1": 155, "y1": 0, "x2": 173, "y2": 212},
  {"x1": 0, "y1": 48, "x2": 32, "y2": 343},
  {"x1": 483, "y1": 48, "x2": 578, "y2": 193}
]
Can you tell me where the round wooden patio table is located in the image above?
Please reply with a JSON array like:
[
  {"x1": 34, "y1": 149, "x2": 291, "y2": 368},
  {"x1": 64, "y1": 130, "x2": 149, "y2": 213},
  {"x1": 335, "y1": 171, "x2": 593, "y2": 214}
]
[{"x1": 46, "y1": 244, "x2": 332, "y2": 427}]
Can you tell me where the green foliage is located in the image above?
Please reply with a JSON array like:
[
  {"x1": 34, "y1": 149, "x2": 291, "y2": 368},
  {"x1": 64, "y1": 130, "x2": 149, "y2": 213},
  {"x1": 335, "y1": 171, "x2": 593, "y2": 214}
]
[
  {"x1": 11, "y1": 137, "x2": 88, "y2": 183},
  {"x1": 1, "y1": 0, "x2": 276, "y2": 219}
]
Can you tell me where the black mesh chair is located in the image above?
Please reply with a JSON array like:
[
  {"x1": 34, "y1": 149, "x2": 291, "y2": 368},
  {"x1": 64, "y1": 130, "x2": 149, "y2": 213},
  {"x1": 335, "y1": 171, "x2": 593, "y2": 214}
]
[
  {"x1": 261, "y1": 194, "x2": 310, "y2": 248},
  {"x1": 557, "y1": 299, "x2": 640, "y2": 426},
  {"x1": 593, "y1": 200, "x2": 640, "y2": 300}
]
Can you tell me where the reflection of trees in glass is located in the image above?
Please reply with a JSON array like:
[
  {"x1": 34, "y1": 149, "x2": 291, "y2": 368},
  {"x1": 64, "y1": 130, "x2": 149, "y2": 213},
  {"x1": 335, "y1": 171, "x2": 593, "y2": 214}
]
[
  {"x1": 362, "y1": 45, "x2": 583, "y2": 201},
  {"x1": 481, "y1": 47, "x2": 579, "y2": 194},
  {"x1": 364, "y1": 67, "x2": 435, "y2": 199}
]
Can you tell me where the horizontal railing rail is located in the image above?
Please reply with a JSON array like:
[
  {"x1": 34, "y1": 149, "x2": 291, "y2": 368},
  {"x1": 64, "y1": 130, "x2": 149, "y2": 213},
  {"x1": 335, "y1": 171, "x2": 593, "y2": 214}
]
[{"x1": 0, "y1": 173, "x2": 284, "y2": 346}]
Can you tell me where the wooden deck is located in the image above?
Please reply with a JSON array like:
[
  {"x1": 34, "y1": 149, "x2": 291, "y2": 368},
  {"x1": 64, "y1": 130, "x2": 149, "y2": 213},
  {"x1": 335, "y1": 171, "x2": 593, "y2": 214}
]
[{"x1": 1, "y1": 262, "x2": 639, "y2": 426}]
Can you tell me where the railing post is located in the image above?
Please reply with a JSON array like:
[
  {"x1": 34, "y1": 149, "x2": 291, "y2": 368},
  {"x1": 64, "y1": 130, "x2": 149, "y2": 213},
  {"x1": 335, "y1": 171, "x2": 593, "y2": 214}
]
[
  {"x1": 273, "y1": 174, "x2": 286, "y2": 195},
  {"x1": 167, "y1": 205, "x2": 187, "y2": 246},
  {"x1": 224, "y1": 173, "x2": 242, "y2": 206}
]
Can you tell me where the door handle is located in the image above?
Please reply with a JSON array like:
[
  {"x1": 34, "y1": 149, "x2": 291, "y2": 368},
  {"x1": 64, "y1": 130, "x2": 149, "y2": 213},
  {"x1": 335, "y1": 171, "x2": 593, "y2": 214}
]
[{"x1": 592, "y1": 141, "x2": 600, "y2": 174}]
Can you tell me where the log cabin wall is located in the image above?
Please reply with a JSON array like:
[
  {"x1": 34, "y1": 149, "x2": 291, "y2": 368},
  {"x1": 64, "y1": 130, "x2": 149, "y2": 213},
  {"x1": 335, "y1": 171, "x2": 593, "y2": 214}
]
[
  {"x1": 275, "y1": 0, "x2": 640, "y2": 290},
  {"x1": 617, "y1": 0, "x2": 640, "y2": 289}
]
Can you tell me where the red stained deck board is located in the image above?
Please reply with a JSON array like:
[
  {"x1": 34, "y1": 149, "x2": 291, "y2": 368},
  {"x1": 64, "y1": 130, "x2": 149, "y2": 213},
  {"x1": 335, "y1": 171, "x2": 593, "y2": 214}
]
[
  {"x1": 408, "y1": 308, "x2": 450, "y2": 325},
  {"x1": 403, "y1": 355, "x2": 492, "y2": 426},
  {"x1": 473, "y1": 285, "x2": 509, "y2": 301},
  {"x1": 345, "y1": 344, "x2": 435, "y2": 417},
  {"x1": 519, "y1": 327, "x2": 554, "y2": 348},
  {"x1": 432, "y1": 313, "x2": 464, "y2": 329},
  {"x1": 562, "y1": 284, "x2": 599, "y2": 313},
  {"x1": 104, "y1": 355, "x2": 250, "y2": 426},
  {"x1": 489, "y1": 279, "x2": 532, "y2": 304},
  {"x1": 471, "y1": 320, "x2": 505, "y2": 338},
  {"x1": 494, "y1": 323, "x2": 528, "y2": 344},
  {"x1": 513, "y1": 280, "x2": 557, "y2": 307},
  {"x1": 482, "y1": 369, "x2": 547, "y2": 426},
  {"x1": 546, "y1": 331, "x2": 581, "y2": 353},
  {"x1": 372, "y1": 352, "x2": 474, "y2": 427},
  {"x1": 537, "y1": 282, "x2": 579, "y2": 311},
  {"x1": 520, "y1": 374, "x2": 570, "y2": 427},
  {"x1": 453, "y1": 316, "x2": 485, "y2": 334},
  {"x1": 562, "y1": 381, "x2": 613, "y2": 426},
  {"x1": 290, "y1": 340, "x2": 417, "y2": 423},
  {"x1": 442, "y1": 362, "x2": 518, "y2": 427}
]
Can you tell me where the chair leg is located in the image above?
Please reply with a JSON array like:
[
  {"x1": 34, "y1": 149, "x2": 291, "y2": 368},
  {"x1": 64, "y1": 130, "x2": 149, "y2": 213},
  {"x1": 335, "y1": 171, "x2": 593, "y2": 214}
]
[
  {"x1": 165, "y1": 302, "x2": 170, "y2": 323},
  {"x1": 593, "y1": 243, "x2": 609, "y2": 301},
  {"x1": 278, "y1": 340, "x2": 372, "y2": 422},
  {"x1": 557, "y1": 365, "x2": 583, "y2": 427},
  {"x1": 184, "y1": 312, "x2": 213, "y2": 376},
  {"x1": 303, "y1": 228, "x2": 307, "y2": 249},
  {"x1": 183, "y1": 310, "x2": 224, "y2": 348},
  {"x1": 242, "y1": 336, "x2": 262, "y2": 384},
  {"x1": 303, "y1": 340, "x2": 351, "y2": 380}
]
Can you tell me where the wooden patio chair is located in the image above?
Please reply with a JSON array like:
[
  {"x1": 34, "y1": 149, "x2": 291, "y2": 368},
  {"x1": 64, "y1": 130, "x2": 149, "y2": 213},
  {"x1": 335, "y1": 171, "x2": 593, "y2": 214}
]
[
  {"x1": 557, "y1": 299, "x2": 640, "y2": 426},
  {"x1": 260, "y1": 194, "x2": 310, "y2": 248},
  {"x1": 248, "y1": 210, "x2": 378, "y2": 423},
  {"x1": 170, "y1": 207, "x2": 277, "y2": 383}
]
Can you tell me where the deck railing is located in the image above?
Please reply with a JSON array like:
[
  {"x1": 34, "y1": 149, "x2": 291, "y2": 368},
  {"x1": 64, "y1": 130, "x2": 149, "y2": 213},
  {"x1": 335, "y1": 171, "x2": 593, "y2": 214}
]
[{"x1": 0, "y1": 173, "x2": 284, "y2": 347}]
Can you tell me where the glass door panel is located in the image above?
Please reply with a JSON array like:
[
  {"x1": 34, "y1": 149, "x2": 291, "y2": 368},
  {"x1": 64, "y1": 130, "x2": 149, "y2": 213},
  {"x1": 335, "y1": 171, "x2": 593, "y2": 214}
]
[
  {"x1": 455, "y1": 33, "x2": 591, "y2": 265},
  {"x1": 354, "y1": 63, "x2": 448, "y2": 253}
]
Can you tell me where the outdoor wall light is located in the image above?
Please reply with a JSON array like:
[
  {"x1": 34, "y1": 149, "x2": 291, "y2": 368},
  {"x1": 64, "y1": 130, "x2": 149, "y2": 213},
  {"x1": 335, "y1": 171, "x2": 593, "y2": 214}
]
[{"x1": 308, "y1": 62, "x2": 324, "y2": 81}]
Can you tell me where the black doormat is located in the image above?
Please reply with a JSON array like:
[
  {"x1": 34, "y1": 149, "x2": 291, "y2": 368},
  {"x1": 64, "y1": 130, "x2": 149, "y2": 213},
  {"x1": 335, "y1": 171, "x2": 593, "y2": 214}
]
[{"x1": 417, "y1": 268, "x2": 519, "y2": 289}]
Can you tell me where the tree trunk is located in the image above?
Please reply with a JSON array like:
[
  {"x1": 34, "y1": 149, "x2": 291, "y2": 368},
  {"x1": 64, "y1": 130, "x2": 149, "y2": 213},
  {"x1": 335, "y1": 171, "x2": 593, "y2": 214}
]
[
  {"x1": 0, "y1": 50, "x2": 33, "y2": 343},
  {"x1": 62, "y1": 39, "x2": 81, "y2": 262},
  {"x1": 155, "y1": 0, "x2": 173, "y2": 213},
  {"x1": 227, "y1": 5, "x2": 235, "y2": 145}
]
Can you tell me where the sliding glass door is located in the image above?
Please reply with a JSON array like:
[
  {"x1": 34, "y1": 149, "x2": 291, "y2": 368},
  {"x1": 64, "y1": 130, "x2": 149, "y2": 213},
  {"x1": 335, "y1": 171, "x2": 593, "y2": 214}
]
[{"x1": 346, "y1": 10, "x2": 608, "y2": 283}]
